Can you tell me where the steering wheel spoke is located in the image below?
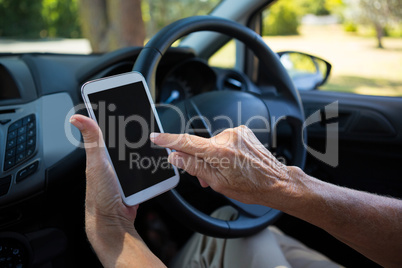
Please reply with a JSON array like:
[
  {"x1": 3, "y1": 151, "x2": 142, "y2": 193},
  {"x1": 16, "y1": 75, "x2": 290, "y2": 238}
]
[{"x1": 224, "y1": 197, "x2": 276, "y2": 218}]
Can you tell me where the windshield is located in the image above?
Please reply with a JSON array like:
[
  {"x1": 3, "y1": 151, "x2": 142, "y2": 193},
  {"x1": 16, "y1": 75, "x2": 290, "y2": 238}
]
[{"x1": 0, "y1": 0, "x2": 221, "y2": 54}]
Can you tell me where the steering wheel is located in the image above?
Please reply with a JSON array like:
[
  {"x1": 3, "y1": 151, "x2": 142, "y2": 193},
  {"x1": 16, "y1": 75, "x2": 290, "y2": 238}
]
[{"x1": 133, "y1": 16, "x2": 306, "y2": 238}]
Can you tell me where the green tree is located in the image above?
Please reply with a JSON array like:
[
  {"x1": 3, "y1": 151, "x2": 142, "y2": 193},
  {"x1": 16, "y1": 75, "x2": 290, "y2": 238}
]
[
  {"x1": 325, "y1": 0, "x2": 345, "y2": 15},
  {"x1": 42, "y1": 0, "x2": 81, "y2": 38},
  {"x1": 299, "y1": 0, "x2": 330, "y2": 16},
  {"x1": 0, "y1": 0, "x2": 45, "y2": 38},
  {"x1": 263, "y1": 0, "x2": 300, "y2": 36},
  {"x1": 0, "y1": 0, "x2": 81, "y2": 38},
  {"x1": 352, "y1": 0, "x2": 402, "y2": 48}
]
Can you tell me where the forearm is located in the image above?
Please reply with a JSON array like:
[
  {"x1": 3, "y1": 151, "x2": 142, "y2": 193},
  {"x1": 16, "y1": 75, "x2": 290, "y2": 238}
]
[
  {"x1": 86, "y1": 221, "x2": 166, "y2": 268},
  {"x1": 150, "y1": 128, "x2": 402, "y2": 266},
  {"x1": 273, "y1": 167, "x2": 402, "y2": 268}
]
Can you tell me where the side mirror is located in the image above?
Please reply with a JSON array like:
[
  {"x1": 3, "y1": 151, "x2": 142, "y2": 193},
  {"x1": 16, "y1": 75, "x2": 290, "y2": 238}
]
[{"x1": 277, "y1": 51, "x2": 332, "y2": 91}]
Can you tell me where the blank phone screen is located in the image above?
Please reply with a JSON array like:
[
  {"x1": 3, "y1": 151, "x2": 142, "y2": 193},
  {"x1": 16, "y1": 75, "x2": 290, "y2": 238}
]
[{"x1": 88, "y1": 81, "x2": 176, "y2": 197}]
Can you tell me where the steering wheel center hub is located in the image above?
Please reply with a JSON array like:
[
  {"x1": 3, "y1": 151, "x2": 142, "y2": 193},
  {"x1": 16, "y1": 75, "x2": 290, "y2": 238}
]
[{"x1": 185, "y1": 91, "x2": 271, "y2": 147}]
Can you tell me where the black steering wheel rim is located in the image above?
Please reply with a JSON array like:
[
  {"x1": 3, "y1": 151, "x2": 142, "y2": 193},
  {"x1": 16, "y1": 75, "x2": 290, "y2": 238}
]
[{"x1": 133, "y1": 16, "x2": 306, "y2": 238}]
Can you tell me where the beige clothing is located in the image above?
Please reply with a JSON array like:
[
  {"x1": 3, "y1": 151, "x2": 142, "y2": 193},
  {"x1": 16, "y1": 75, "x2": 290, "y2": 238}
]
[{"x1": 171, "y1": 206, "x2": 343, "y2": 268}]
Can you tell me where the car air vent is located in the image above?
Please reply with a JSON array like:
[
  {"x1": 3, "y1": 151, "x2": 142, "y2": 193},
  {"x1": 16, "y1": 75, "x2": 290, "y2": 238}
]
[
  {"x1": 0, "y1": 109, "x2": 16, "y2": 115},
  {"x1": 90, "y1": 61, "x2": 133, "y2": 80},
  {"x1": 222, "y1": 72, "x2": 247, "y2": 91},
  {"x1": 0, "y1": 64, "x2": 20, "y2": 101}
]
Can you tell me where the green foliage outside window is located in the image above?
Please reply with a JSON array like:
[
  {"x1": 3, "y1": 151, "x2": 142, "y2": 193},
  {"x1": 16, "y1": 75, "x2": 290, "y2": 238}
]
[
  {"x1": 263, "y1": 0, "x2": 300, "y2": 36},
  {"x1": 0, "y1": 0, "x2": 219, "y2": 39},
  {"x1": 299, "y1": 0, "x2": 330, "y2": 16},
  {"x1": 0, "y1": 0, "x2": 45, "y2": 38},
  {"x1": 41, "y1": 0, "x2": 81, "y2": 38},
  {"x1": 262, "y1": 0, "x2": 345, "y2": 36},
  {"x1": 0, "y1": 0, "x2": 81, "y2": 38}
]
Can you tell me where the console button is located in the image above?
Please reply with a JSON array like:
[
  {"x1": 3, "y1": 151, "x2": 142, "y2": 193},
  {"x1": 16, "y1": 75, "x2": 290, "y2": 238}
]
[
  {"x1": 26, "y1": 148, "x2": 34, "y2": 158},
  {"x1": 5, "y1": 148, "x2": 15, "y2": 160},
  {"x1": 23, "y1": 115, "x2": 35, "y2": 125},
  {"x1": 4, "y1": 159, "x2": 15, "y2": 171},
  {"x1": 26, "y1": 138, "x2": 35, "y2": 147},
  {"x1": 27, "y1": 122, "x2": 35, "y2": 130},
  {"x1": 7, "y1": 130, "x2": 17, "y2": 140},
  {"x1": 26, "y1": 129, "x2": 34, "y2": 138},
  {"x1": 9, "y1": 120, "x2": 22, "y2": 131},
  {"x1": 15, "y1": 152, "x2": 26, "y2": 163},
  {"x1": 16, "y1": 169, "x2": 28, "y2": 181},
  {"x1": 17, "y1": 126, "x2": 26, "y2": 136},
  {"x1": 3, "y1": 114, "x2": 37, "y2": 171},
  {"x1": 6, "y1": 139, "x2": 16, "y2": 150},
  {"x1": 27, "y1": 161, "x2": 39, "y2": 173},
  {"x1": 16, "y1": 144, "x2": 25, "y2": 154},
  {"x1": 16, "y1": 161, "x2": 39, "y2": 183},
  {"x1": 16, "y1": 135, "x2": 26, "y2": 145}
]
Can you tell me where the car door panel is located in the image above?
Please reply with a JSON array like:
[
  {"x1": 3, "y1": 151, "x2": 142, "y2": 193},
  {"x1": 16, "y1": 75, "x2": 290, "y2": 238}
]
[
  {"x1": 300, "y1": 90, "x2": 402, "y2": 199},
  {"x1": 276, "y1": 90, "x2": 402, "y2": 267}
]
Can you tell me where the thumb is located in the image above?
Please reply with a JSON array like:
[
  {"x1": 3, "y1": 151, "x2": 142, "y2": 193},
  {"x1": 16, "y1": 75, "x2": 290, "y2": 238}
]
[{"x1": 69, "y1": 114, "x2": 106, "y2": 159}]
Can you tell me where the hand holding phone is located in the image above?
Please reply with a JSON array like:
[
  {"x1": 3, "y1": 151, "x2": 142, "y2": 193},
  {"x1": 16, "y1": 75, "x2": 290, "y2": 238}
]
[{"x1": 81, "y1": 72, "x2": 179, "y2": 206}]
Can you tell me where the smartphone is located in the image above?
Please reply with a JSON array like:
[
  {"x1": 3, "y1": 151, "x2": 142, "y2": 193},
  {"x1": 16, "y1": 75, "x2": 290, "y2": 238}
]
[{"x1": 81, "y1": 72, "x2": 179, "y2": 206}]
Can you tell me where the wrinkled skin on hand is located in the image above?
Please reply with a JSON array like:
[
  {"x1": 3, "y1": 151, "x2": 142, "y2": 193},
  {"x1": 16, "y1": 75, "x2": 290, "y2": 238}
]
[{"x1": 151, "y1": 125, "x2": 298, "y2": 207}]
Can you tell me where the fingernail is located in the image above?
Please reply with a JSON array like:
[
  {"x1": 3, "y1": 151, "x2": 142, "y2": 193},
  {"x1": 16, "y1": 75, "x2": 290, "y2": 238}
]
[
  {"x1": 150, "y1": 132, "x2": 160, "y2": 141},
  {"x1": 69, "y1": 115, "x2": 83, "y2": 130}
]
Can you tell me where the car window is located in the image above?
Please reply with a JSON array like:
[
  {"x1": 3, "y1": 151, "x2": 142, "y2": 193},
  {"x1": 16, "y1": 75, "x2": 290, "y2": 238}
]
[
  {"x1": 0, "y1": 0, "x2": 221, "y2": 54},
  {"x1": 259, "y1": 0, "x2": 402, "y2": 97},
  {"x1": 208, "y1": 39, "x2": 236, "y2": 68}
]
